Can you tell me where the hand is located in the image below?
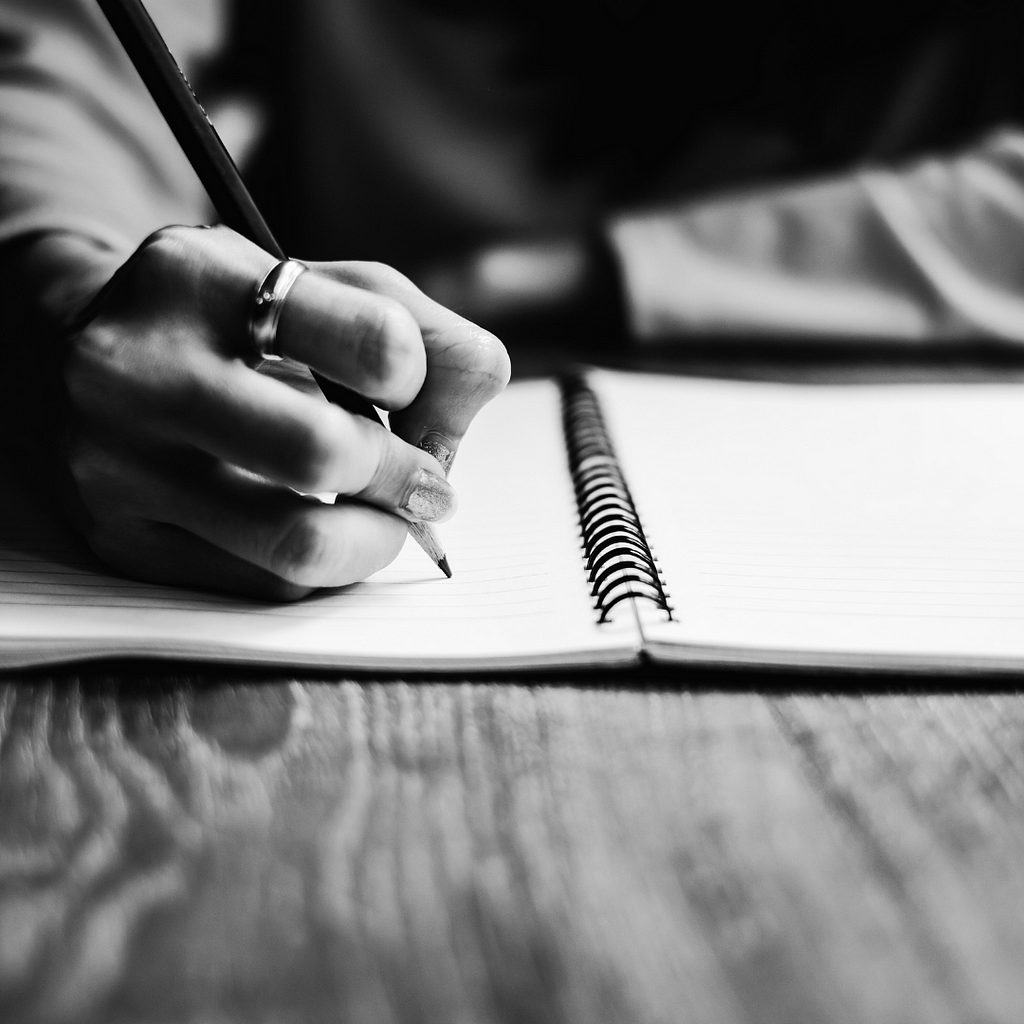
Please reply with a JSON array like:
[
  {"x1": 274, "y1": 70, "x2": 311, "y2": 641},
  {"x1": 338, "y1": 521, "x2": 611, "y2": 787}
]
[{"x1": 26, "y1": 225, "x2": 509, "y2": 599}]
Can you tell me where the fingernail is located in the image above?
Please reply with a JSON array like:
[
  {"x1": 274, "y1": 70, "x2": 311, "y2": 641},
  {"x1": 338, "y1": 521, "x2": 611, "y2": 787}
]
[
  {"x1": 403, "y1": 469, "x2": 457, "y2": 522},
  {"x1": 418, "y1": 431, "x2": 456, "y2": 477}
]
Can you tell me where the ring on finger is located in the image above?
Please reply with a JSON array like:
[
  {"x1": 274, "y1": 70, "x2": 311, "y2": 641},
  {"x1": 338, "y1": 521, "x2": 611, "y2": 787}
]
[{"x1": 249, "y1": 259, "x2": 307, "y2": 363}]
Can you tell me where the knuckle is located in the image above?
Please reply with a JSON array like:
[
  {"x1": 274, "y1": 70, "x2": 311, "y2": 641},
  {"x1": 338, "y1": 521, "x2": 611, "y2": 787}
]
[
  {"x1": 131, "y1": 224, "x2": 227, "y2": 300},
  {"x1": 268, "y1": 514, "x2": 329, "y2": 583},
  {"x1": 288, "y1": 407, "x2": 344, "y2": 492},
  {"x1": 350, "y1": 302, "x2": 392, "y2": 381},
  {"x1": 472, "y1": 330, "x2": 512, "y2": 389},
  {"x1": 64, "y1": 318, "x2": 166, "y2": 424},
  {"x1": 330, "y1": 508, "x2": 407, "y2": 582},
  {"x1": 63, "y1": 325, "x2": 112, "y2": 409},
  {"x1": 65, "y1": 433, "x2": 106, "y2": 497},
  {"x1": 142, "y1": 223, "x2": 198, "y2": 255},
  {"x1": 133, "y1": 225, "x2": 191, "y2": 277},
  {"x1": 344, "y1": 260, "x2": 411, "y2": 291},
  {"x1": 442, "y1": 328, "x2": 511, "y2": 403},
  {"x1": 365, "y1": 431, "x2": 402, "y2": 495},
  {"x1": 355, "y1": 517, "x2": 407, "y2": 572},
  {"x1": 354, "y1": 302, "x2": 422, "y2": 393}
]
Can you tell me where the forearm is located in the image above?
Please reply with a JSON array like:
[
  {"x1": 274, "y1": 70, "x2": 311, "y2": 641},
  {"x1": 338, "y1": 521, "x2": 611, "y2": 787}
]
[
  {"x1": 0, "y1": 0, "x2": 216, "y2": 259},
  {"x1": 608, "y1": 129, "x2": 1024, "y2": 343}
]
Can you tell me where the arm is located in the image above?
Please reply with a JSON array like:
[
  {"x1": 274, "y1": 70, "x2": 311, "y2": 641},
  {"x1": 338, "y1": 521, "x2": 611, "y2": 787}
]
[
  {"x1": 0, "y1": 0, "x2": 212, "y2": 255},
  {"x1": 425, "y1": 129, "x2": 1024, "y2": 346},
  {"x1": 608, "y1": 129, "x2": 1024, "y2": 343}
]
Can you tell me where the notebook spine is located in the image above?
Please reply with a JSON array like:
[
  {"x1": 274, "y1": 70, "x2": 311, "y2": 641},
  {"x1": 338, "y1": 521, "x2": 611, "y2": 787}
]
[{"x1": 560, "y1": 374, "x2": 673, "y2": 623}]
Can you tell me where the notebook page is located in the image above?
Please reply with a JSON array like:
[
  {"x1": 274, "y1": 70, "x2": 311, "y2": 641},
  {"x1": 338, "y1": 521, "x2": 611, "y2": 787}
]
[
  {"x1": 592, "y1": 370, "x2": 1024, "y2": 669},
  {"x1": 0, "y1": 380, "x2": 638, "y2": 670}
]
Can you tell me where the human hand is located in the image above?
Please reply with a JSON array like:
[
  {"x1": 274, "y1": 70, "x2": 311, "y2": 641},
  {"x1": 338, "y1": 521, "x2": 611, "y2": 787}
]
[{"x1": 37, "y1": 225, "x2": 509, "y2": 599}]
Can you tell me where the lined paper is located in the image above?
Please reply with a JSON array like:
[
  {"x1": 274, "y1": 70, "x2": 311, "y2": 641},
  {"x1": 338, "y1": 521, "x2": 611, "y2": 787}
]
[
  {"x1": 0, "y1": 380, "x2": 637, "y2": 670},
  {"x1": 15, "y1": 367, "x2": 1023, "y2": 674},
  {"x1": 594, "y1": 371, "x2": 1024, "y2": 668}
]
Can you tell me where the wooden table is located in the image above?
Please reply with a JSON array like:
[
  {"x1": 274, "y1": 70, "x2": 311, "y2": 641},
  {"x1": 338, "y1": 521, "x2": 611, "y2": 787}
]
[{"x1": 4, "y1": 351, "x2": 1024, "y2": 1024}]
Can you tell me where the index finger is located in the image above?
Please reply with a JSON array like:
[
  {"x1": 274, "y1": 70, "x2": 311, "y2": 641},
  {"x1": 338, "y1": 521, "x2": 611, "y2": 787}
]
[{"x1": 307, "y1": 261, "x2": 511, "y2": 470}]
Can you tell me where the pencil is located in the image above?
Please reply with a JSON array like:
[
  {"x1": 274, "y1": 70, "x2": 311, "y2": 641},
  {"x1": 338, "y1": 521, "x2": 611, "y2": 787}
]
[{"x1": 95, "y1": 0, "x2": 452, "y2": 578}]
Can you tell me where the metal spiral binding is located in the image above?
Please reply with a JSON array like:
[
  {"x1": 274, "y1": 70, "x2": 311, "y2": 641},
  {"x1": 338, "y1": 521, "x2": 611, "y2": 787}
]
[{"x1": 560, "y1": 374, "x2": 673, "y2": 624}]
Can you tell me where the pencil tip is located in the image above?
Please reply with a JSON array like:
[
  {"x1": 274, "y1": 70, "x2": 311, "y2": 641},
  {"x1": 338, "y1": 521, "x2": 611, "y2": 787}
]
[{"x1": 406, "y1": 522, "x2": 451, "y2": 577}]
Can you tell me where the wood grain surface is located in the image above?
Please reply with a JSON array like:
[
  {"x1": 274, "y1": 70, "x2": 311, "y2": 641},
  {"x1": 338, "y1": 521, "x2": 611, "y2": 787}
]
[{"x1": 0, "y1": 672, "x2": 1021, "y2": 1024}]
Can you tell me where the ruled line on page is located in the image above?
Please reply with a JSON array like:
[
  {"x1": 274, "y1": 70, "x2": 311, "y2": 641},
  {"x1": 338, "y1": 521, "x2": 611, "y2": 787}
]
[
  {"x1": 0, "y1": 568, "x2": 552, "y2": 589},
  {"x1": 697, "y1": 575, "x2": 1024, "y2": 592},
  {"x1": 689, "y1": 606, "x2": 1024, "y2": 621}
]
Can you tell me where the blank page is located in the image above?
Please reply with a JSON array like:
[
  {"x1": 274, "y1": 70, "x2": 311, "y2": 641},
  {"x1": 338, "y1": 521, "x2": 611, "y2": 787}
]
[
  {"x1": 592, "y1": 370, "x2": 1024, "y2": 670},
  {"x1": 0, "y1": 380, "x2": 637, "y2": 670}
]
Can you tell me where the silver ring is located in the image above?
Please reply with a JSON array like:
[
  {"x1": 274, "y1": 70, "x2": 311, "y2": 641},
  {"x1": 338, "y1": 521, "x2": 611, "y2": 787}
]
[{"x1": 249, "y1": 259, "x2": 307, "y2": 363}]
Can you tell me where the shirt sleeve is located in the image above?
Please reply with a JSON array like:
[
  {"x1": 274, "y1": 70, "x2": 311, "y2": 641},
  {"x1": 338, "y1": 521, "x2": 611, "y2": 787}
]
[
  {"x1": 608, "y1": 128, "x2": 1024, "y2": 343},
  {"x1": 0, "y1": 0, "x2": 220, "y2": 257}
]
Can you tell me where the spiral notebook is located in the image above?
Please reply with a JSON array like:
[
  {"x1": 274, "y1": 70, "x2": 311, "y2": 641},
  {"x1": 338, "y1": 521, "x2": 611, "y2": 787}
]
[{"x1": 6, "y1": 368, "x2": 1024, "y2": 672}]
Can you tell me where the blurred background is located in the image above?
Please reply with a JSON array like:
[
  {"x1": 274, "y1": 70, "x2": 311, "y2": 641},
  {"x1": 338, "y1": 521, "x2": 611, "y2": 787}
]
[{"x1": 179, "y1": 1, "x2": 1024, "y2": 351}]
